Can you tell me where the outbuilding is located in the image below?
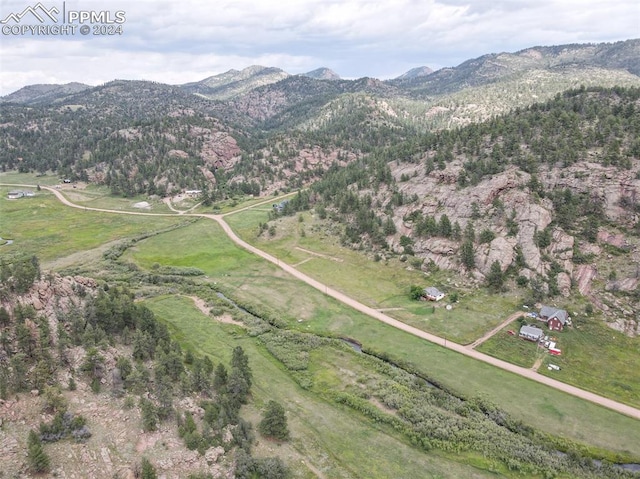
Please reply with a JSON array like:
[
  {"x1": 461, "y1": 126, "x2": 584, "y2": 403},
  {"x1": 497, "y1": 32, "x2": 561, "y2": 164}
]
[
  {"x1": 519, "y1": 325, "x2": 544, "y2": 342},
  {"x1": 423, "y1": 287, "x2": 445, "y2": 301}
]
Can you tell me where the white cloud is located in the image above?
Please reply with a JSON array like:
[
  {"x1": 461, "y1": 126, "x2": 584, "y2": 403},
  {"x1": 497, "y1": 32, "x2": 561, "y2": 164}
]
[{"x1": 0, "y1": 0, "x2": 638, "y2": 94}]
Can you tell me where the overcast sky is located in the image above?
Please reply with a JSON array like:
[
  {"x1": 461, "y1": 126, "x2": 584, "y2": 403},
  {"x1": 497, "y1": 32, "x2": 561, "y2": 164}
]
[{"x1": 0, "y1": 0, "x2": 638, "y2": 95}]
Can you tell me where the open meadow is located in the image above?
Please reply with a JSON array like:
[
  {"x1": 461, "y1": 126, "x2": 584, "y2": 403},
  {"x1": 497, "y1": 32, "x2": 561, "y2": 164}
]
[
  {"x1": 125, "y1": 218, "x2": 640, "y2": 458},
  {"x1": 0, "y1": 186, "x2": 186, "y2": 266},
  {"x1": 224, "y1": 208, "x2": 520, "y2": 344}
]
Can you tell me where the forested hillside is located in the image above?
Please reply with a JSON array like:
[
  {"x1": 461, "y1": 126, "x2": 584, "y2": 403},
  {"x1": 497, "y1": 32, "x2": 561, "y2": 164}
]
[
  {"x1": 275, "y1": 86, "x2": 640, "y2": 334},
  {"x1": 0, "y1": 255, "x2": 287, "y2": 477}
]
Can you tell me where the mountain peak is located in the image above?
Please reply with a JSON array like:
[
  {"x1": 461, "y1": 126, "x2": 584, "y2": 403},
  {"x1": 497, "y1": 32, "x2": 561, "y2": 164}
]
[
  {"x1": 181, "y1": 66, "x2": 289, "y2": 100},
  {"x1": 302, "y1": 67, "x2": 341, "y2": 80},
  {"x1": 395, "y1": 66, "x2": 434, "y2": 80}
]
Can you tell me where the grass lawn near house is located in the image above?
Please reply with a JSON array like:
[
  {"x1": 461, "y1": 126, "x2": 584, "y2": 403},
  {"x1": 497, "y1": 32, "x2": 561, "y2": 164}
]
[{"x1": 477, "y1": 329, "x2": 542, "y2": 368}]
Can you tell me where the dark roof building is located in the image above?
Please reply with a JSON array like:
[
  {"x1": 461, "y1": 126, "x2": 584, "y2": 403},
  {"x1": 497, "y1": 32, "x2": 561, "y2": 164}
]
[{"x1": 539, "y1": 306, "x2": 570, "y2": 331}]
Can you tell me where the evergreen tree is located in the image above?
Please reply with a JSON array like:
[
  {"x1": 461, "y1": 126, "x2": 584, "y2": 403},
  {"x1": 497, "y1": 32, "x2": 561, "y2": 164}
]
[
  {"x1": 231, "y1": 346, "x2": 252, "y2": 388},
  {"x1": 460, "y1": 240, "x2": 475, "y2": 270},
  {"x1": 227, "y1": 369, "x2": 250, "y2": 407},
  {"x1": 140, "y1": 457, "x2": 158, "y2": 479},
  {"x1": 259, "y1": 400, "x2": 289, "y2": 441},
  {"x1": 27, "y1": 429, "x2": 51, "y2": 473},
  {"x1": 213, "y1": 362, "x2": 228, "y2": 392},
  {"x1": 438, "y1": 214, "x2": 452, "y2": 237},
  {"x1": 0, "y1": 306, "x2": 9, "y2": 326},
  {"x1": 140, "y1": 398, "x2": 158, "y2": 432},
  {"x1": 486, "y1": 261, "x2": 505, "y2": 292}
]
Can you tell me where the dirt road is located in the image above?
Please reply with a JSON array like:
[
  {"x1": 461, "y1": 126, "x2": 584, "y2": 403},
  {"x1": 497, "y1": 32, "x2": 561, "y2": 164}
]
[
  {"x1": 468, "y1": 311, "x2": 524, "y2": 349},
  {"x1": 5, "y1": 183, "x2": 640, "y2": 421}
]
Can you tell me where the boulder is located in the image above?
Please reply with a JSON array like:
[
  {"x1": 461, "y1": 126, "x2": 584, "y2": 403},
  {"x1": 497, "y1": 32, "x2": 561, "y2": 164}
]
[{"x1": 475, "y1": 236, "x2": 517, "y2": 275}]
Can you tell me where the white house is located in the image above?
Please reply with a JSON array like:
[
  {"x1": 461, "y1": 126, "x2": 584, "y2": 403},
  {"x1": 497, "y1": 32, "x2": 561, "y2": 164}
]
[{"x1": 423, "y1": 287, "x2": 445, "y2": 301}]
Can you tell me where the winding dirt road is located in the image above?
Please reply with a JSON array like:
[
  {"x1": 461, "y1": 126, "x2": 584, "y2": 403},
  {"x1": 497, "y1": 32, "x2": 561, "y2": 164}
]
[{"x1": 5, "y1": 183, "x2": 640, "y2": 421}]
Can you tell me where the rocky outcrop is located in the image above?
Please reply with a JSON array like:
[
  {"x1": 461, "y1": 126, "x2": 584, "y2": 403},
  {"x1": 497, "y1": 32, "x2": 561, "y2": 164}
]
[
  {"x1": 606, "y1": 277, "x2": 639, "y2": 292},
  {"x1": 557, "y1": 272, "x2": 572, "y2": 297},
  {"x1": 11, "y1": 274, "x2": 96, "y2": 315},
  {"x1": 597, "y1": 229, "x2": 631, "y2": 250},
  {"x1": 573, "y1": 264, "x2": 598, "y2": 296},
  {"x1": 415, "y1": 238, "x2": 458, "y2": 270},
  {"x1": 199, "y1": 130, "x2": 241, "y2": 170},
  {"x1": 386, "y1": 158, "x2": 639, "y2": 334},
  {"x1": 475, "y1": 236, "x2": 517, "y2": 275}
]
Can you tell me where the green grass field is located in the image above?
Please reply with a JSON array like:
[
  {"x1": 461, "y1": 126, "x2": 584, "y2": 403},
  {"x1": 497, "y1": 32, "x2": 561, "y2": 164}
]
[
  {"x1": 224, "y1": 209, "x2": 520, "y2": 344},
  {"x1": 0, "y1": 187, "x2": 185, "y2": 263},
  {"x1": 0, "y1": 170, "x2": 61, "y2": 186},
  {"x1": 60, "y1": 184, "x2": 175, "y2": 213},
  {"x1": 145, "y1": 295, "x2": 506, "y2": 479},
  {"x1": 125, "y1": 219, "x2": 640, "y2": 457}
]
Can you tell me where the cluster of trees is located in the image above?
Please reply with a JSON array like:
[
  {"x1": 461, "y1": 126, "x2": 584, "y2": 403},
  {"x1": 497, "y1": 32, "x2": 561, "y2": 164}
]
[
  {"x1": 0, "y1": 270, "x2": 292, "y2": 477},
  {"x1": 332, "y1": 341, "x2": 636, "y2": 479},
  {"x1": 404, "y1": 210, "x2": 461, "y2": 240},
  {"x1": 0, "y1": 254, "x2": 40, "y2": 298}
]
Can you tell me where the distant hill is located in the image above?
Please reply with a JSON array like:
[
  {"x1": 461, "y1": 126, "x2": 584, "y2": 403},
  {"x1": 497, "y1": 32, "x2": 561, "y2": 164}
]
[
  {"x1": 0, "y1": 82, "x2": 91, "y2": 105},
  {"x1": 301, "y1": 68, "x2": 341, "y2": 80},
  {"x1": 181, "y1": 65, "x2": 289, "y2": 100},
  {"x1": 393, "y1": 39, "x2": 640, "y2": 96},
  {"x1": 395, "y1": 66, "x2": 433, "y2": 80}
]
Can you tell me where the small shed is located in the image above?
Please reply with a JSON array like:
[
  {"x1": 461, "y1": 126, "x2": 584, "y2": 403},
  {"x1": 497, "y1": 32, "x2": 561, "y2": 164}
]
[
  {"x1": 519, "y1": 325, "x2": 544, "y2": 342},
  {"x1": 423, "y1": 287, "x2": 445, "y2": 301}
]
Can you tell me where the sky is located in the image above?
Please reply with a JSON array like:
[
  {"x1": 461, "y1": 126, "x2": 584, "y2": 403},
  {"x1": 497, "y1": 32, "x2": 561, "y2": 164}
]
[{"x1": 0, "y1": 0, "x2": 638, "y2": 95}]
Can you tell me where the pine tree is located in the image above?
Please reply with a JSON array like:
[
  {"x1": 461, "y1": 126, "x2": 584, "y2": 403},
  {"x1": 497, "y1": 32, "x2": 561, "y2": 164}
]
[
  {"x1": 27, "y1": 430, "x2": 51, "y2": 473},
  {"x1": 231, "y1": 346, "x2": 252, "y2": 388},
  {"x1": 213, "y1": 362, "x2": 228, "y2": 392},
  {"x1": 486, "y1": 261, "x2": 505, "y2": 292},
  {"x1": 259, "y1": 400, "x2": 289, "y2": 441},
  {"x1": 140, "y1": 398, "x2": 158, "y2": 432},
  {"x1": 140, "y1": 457, "x2": 158, "y2": 479},
  {"x1": 460, "y1": 240, "x2": 475, "y2": 270}
]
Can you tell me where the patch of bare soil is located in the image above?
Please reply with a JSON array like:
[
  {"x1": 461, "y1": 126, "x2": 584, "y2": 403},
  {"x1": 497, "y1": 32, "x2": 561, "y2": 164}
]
[{"x1": 187, "y1": 296, "x2": 244, "y2": 326}]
